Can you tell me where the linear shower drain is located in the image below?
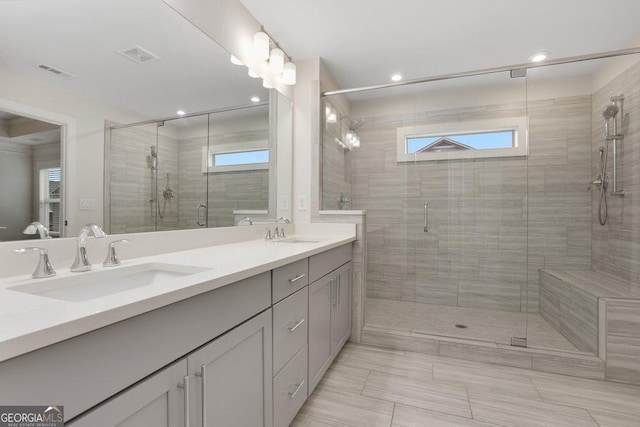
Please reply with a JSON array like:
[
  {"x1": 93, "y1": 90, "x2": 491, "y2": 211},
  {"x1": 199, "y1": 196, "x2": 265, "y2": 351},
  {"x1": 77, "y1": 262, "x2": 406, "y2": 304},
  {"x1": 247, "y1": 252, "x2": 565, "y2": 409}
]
[{"x1": 455, "y1": 324, "x2": 468, "y2": 329}]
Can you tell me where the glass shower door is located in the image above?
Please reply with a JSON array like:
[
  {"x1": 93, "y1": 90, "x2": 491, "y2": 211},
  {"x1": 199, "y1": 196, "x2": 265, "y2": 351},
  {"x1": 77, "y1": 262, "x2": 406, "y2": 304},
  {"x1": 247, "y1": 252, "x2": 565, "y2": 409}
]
[{"x1": 409, "y1": 71, "x2": 530, "y2": 347}]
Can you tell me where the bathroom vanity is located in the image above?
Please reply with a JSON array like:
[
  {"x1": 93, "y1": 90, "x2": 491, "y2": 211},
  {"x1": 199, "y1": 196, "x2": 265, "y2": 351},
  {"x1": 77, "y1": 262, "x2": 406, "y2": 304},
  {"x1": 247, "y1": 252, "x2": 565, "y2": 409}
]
[{"x1": 0, "y1": 226, "x2": 355, "y2": 426}]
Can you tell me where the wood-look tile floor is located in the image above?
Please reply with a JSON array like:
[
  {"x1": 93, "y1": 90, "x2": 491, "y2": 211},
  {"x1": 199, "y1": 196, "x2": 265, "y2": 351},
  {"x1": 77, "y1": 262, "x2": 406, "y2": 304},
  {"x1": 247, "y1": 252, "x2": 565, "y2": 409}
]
[{"x1": 292, "y1": 343, "x2": 640, "y2": 427}]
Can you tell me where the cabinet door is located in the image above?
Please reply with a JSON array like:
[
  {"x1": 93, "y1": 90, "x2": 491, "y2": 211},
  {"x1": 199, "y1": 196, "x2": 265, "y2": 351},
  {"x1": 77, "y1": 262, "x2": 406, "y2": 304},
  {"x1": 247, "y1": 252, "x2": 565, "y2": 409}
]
[
  {"x1": 308, "y1": 273, "x2": 334, "y2": 393},
  {"x1": 68, "y1": 359, "x2": 187, "y2": 427},
  {"x1": 188, "y1": 309, "x2": 273, "y2": 427},
  {"x1": 332, "y1": 262, "x2": 352, "y2": 353}
]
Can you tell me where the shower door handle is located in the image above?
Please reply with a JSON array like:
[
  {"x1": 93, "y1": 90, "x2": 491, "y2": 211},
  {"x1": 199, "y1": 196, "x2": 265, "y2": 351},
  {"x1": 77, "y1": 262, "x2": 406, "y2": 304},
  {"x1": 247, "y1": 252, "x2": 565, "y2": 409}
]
[
  {"x1": 196, "y1": 203, "x2": 206, "y2": 227},
  {"x1": 423, "y1": 202, "x2": 429, "y2": 232}
]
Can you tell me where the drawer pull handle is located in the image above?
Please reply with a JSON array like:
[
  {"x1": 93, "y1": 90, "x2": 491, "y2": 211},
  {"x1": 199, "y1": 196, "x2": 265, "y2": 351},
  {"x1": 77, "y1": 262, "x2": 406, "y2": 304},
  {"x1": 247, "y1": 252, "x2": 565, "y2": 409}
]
[
  {"x1": 288, "y1": 319, "x2": 305, "y2": 332},
  {"x1": 289, "y1": 381, "x2": 305, "y2": 399},
  {"x1": 288, "y1": 273, "x2": 306, "y2": 283},
  {"x1": 177, "y1": 375, "x2": 189, "y2": 427}
]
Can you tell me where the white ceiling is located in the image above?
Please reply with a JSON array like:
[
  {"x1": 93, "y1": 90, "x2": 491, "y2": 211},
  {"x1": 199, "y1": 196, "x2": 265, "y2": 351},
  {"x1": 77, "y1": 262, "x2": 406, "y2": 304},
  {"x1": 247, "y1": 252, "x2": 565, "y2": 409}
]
[
  {"x1": 0, "y1": 0, "x2": 268, "y2": 119},
  {"x1": 240, "y1": 0, "x2": 640, "y2": 90}
]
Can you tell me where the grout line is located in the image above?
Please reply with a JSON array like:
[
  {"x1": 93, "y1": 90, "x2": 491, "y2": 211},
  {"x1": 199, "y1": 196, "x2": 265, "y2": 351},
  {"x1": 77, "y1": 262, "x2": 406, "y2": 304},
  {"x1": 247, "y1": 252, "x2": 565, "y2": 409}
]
[
  {"x1": 389, "y1": 403, "x2": 396, "y2": 427},
  {"x1": 586, "y1": 409, "x2": 602, "y2": 427},
  {"x1": 361, "y1": 370, "x2": 372, "y2": 395}
]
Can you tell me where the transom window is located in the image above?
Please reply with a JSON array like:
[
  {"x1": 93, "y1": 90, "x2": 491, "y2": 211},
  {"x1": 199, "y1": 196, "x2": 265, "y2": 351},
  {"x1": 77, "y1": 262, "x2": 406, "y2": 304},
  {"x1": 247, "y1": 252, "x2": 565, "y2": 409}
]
[
  {"x1": 397, "y1": 117, "x2": 527, "y2": 162},
  {"x1": 201, "y1": 142, "x2": 270, "y2": 173}
]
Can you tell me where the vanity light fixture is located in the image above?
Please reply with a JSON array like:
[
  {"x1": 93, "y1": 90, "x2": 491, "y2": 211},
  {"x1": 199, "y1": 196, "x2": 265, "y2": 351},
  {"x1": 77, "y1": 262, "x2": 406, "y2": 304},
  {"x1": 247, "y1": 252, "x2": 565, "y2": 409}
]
[
  {"x1": 282, "y1": 62, "x2": 297, "y2": 85},
  {"x1": 530, "y1": 52, "x2": 549, "y2": 62},
  {"x1": 252, "y1": 31, "x2": 270, "y2": 61},
  {"x1": 176, "y1": 110, "x2": 185, "y2": 116},
  {"x1": 391, "y1": 73, "x2": 403, "y2": 82},
  {"x1": 325, "y1": 103, "x2": 337, "y2": 124},
  {"x1": 268, "y1": 48, "x2": 285, "y2": 74},
  {"x1": 248, "y1": 68, "x2": 260, "y2": 78},
  {"x1": 250, "y1": 27, "x2": 296, "y2": 85},
  {"x1": 251, "y1": 96, "x2": 261, "y2": 103},
  {"x1": 230, "y1": 54, "x2": 243, "y2": 66}
]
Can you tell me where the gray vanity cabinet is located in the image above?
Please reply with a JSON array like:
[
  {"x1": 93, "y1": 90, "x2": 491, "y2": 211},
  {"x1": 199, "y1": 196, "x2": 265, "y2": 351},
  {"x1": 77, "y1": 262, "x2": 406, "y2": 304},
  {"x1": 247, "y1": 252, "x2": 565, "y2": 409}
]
[
  {"x1": 308, "y1": 272, "x2": 334, "y2": 393},
  {"x1": 68, "y1": 359, "x2": 188, "y2": 427},
  {"x1": 332, "y1": 262, "x2": 352, "y2": 353},
  {"x1": 187, "y1": 309, "x2": 273, "y2": 427},
  {"x1": 308, "y1": 250, "x2": 352, "y2": 394}
]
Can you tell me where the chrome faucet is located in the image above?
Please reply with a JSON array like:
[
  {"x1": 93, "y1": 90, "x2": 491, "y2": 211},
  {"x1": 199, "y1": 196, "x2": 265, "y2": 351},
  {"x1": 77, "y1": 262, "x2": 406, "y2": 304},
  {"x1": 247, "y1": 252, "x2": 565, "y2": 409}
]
[
  {"x1": 13, "y1": 247, "x2": 56, "y2": 278},
  {"x1": 70, "y1": 223, "x2": 107, "y2": 272},
  {"x1": 274, "y1": 217, "x2": 291, "y2": 239},
  {"x1": 23, "y1": 222, "x2": 51, "y2": 239},
  {"x1": 338, "y1": 193, "x2": 350, "y2": 210},
  {"x1": 103, "y1": 239, "x2": 129, "y2": 267},
  {"x1": 238, "y1": 217, "x2": 253, "y2": 226},
  {"x1": 265, "y1": 217, "x2": 291, "y2": 240}
]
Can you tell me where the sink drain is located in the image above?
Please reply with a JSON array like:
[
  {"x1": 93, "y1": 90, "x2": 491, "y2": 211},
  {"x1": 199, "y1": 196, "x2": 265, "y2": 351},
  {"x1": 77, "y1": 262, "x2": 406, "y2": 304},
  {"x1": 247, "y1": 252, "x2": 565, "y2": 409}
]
[{"x1": 455, "y1": 324, "x2": 468, "y2": 329}]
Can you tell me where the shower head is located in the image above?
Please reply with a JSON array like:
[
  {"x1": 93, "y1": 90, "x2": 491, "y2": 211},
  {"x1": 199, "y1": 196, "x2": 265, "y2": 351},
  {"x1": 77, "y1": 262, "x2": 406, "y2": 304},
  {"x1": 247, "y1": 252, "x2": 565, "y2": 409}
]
[{"x1": 602, "y1": 103, "x2": 619, "y2": 120}]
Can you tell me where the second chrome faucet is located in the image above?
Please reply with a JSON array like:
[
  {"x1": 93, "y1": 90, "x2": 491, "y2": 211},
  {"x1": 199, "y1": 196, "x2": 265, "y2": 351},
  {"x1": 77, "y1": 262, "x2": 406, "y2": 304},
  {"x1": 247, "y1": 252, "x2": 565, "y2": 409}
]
[{"x1": 70, "y1": 223, "x2": 107, "y2": 272}]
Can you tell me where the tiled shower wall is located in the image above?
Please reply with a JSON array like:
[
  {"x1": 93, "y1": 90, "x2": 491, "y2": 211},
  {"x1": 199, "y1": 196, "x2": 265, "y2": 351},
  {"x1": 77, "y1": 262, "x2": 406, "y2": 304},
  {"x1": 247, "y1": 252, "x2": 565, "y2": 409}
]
[
  {"x1": 591, "y1": 60, "x2": 640, "y2": 284},
  {"x1": 344, "y1": 95, "x2": 592, "y2": 313},
  {"x1": 177, "y1": 130, "x2": 269, "y2": 229},
  {"x1": 110, "y1": 126, "x2": 179, "y2": 234},
  {"x1": 110, "y1": 127, "x2": 268, "y2": 232},
  {"x1": 322, "y1": 128, "x2": 352, "y2": 210}
]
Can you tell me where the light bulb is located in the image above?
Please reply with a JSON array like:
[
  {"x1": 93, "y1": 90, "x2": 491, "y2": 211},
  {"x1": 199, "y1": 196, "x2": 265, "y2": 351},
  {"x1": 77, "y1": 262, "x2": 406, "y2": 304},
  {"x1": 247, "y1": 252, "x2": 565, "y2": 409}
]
[
  {"x1": 530, "y1": 52, "x2": 549, "y2": 62},
  {"x1": 253, "y1": 31, "x2": 270, "y2": 61},
  {"x1": 268, "y1": 48, "x2": 285, "y2": 74},
  {"x1": 230, "y1": 55, "x2": 243, "y2": 66},
  {"x1": 282, "y1": 62, "x2": 296, "y2": 85},
  {"x1": 248, "y1": 68, "x2": 259, "y2": 78},
  {"x1": 263, "y1": 79, "x2": 274, "y2": 89}
]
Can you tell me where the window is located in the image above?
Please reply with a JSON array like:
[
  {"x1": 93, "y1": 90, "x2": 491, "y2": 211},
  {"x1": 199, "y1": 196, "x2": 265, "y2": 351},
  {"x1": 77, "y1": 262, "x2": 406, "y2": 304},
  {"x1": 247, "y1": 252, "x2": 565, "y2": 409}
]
[
  {"x1": 39, "y1": 167, "x2": 61, "y2": 236},
  {"x1": 212, "y1": 149, "x2": 269, "y2": 167},
  {"x1": 201, "y1": 143, "x2": 270, "y2": 173},
  {"x1": 397, "y1": 117, "x2": 527, "y2": 162}
]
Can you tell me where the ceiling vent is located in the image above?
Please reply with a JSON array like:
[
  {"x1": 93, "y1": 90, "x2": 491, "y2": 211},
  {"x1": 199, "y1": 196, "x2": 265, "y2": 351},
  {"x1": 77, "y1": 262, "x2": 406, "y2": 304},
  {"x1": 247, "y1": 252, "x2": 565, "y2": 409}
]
[
  {"x1": 38, "y1": 64, "x2": 75, "y2": 78},
  {"x1": 118, "y1": 45, "x2": 159, "y2": 64}
]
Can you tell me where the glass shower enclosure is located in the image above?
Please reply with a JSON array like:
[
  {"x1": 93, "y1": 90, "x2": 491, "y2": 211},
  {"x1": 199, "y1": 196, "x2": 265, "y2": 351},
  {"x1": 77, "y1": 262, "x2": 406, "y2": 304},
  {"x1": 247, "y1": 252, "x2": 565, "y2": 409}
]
[{"x1": 322, "y1": 51, "x2": 640, "y2": 356}]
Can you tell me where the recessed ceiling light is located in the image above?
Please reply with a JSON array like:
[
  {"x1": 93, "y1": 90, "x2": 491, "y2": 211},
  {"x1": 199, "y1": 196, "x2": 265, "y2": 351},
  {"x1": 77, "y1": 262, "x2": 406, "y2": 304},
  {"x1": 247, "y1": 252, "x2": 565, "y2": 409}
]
[
  {"x1": 530, "y1": 52, "x2": 549, "y2": 62},
  {"x1": 176, "y1": 110, "x2": 185, "y2": 116},
  {"x1": 251, "y1": 96, "x2": 260, "y2": 103},
  {"x1": 391, "y1": 73, "x2": 403, "y2": 82}
]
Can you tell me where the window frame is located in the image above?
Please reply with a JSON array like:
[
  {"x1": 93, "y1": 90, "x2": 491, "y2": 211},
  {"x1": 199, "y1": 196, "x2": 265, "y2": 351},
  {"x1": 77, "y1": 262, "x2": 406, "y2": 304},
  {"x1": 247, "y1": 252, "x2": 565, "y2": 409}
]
[
  {"x1": 396, "y1": 117, "x2": 528, "y2": 162},
  {"x1": 201, "y1": 140, "x2": 269, "y2": 173}
]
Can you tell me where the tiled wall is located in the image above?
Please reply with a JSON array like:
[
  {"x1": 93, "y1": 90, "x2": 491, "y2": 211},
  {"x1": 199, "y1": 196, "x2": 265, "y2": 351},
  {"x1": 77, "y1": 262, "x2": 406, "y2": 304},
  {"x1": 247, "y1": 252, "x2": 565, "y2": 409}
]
[
  {"x1": 110, "y1": 126, "x2": 268, "y2": 232},
  {"x1": 591, "y1": 60, "x2": 640, "y2": 285},
  {"x1": 109, "y1": 126, "x2": 179, "y2": 234},
  {"x1": 347, "y1": 95, "x2": 592, "y2": 313},
  {"x1": 176, "y1": 131, "x2": 269, "y2": 229},
  {"x1": 322, "y1": 129, "x2": 352, "y2": 210}
]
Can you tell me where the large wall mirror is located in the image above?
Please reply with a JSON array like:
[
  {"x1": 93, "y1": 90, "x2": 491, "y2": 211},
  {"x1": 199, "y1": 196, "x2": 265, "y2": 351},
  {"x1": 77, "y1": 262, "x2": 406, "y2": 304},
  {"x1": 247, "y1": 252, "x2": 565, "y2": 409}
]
[{"x1": 0, "y1": 0, "x2": 292, "y2": 241}]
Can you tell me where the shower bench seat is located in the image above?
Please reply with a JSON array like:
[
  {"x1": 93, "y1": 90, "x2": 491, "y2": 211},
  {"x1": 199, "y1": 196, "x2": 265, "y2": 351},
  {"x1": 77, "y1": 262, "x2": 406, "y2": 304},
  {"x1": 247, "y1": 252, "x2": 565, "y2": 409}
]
[{"x1": 540, "y1": 269, "x2": 640, "y2": 385}]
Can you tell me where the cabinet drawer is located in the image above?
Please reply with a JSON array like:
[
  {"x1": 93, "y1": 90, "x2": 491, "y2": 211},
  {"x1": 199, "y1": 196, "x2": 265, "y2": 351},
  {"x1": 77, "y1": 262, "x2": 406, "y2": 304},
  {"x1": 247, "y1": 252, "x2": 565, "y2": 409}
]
[
  {"x1": 309, "y1": 244, "x2": 352, "y2": 283},
  {"x1": 273, "y1": 286, "x2": 308, "y2": 375},
  {"x1": 273, "y1": 345, "x2": 308, "y2": 427},
  {"x1": 272, "y1": 258, "x2": 309, "y2": 303}
]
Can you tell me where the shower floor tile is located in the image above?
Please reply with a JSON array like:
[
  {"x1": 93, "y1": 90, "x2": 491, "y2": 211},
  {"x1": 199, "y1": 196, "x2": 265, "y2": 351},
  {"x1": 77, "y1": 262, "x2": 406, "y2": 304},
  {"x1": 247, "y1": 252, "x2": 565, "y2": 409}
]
[{"x1": 365, "y1": 298, "x2": 580, "y2": 353}]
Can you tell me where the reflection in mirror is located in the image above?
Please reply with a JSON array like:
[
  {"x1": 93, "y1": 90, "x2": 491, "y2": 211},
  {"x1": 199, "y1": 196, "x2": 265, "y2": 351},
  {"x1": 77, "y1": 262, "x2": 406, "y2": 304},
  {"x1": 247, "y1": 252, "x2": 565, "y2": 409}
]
[
  {"x1": 1, "y1": 0, "x2": 292, "y2": 240},
  {"x1": 107, "y1": 101, "x2": 272, "y2": 233},
  {"x1": 0, "y1": 111, "x2": 62, "y2": 241}
]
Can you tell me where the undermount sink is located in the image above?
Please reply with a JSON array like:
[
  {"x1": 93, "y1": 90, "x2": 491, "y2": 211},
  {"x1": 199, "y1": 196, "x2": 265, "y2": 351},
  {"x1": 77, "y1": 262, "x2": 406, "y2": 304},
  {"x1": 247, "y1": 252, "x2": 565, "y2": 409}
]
[
  {"x1": 276, "y1": 237, "x2": 322, "y2": 244},
  {"x1": 8, "y1": 263, "x2": 209, "y2": 302}
]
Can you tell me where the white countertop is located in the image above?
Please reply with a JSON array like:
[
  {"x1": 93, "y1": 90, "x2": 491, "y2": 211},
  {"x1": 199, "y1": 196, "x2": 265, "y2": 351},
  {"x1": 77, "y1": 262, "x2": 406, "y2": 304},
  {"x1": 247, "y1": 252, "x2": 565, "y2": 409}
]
[{"x1": 0, "y1": 231, "x2": 355, "y2": 363}]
